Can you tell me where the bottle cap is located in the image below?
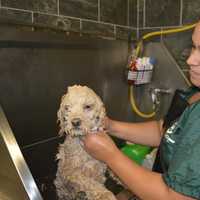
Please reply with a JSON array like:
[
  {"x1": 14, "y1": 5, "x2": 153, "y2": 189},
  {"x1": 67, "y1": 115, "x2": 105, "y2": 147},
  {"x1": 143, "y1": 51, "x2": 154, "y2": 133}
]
[{"x1": 149, "y1": 57, "x2": 156, "y2": 65}]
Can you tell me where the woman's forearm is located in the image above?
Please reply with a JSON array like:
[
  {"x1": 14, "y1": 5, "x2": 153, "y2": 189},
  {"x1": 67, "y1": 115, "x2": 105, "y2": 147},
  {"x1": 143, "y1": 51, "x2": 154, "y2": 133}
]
[
  {"x1": 83, "y1": 132, "x2": 193, "y2": 200},
  {"x1": 108, "y1": 119, "x2": 163, "y2": 147},
  {"x1": 107, "y1": 150, "x2": 192, "y2": 200}
]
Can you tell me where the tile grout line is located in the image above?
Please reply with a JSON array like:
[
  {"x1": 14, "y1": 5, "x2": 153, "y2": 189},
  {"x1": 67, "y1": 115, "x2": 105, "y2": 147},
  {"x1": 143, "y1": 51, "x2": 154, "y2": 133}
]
[
  {"x1": 1, "y1": 5, "x2": 33, "y2": 13},
  {"x1": 80, "y1": 18, "x2": 82, "y2": 32},
  {"x1": 127, "y1": 0, "x2": 130, "y2": 26},
  {"x1": 0, "y1": 5, "x2": 137, "y2": 29},
  {"x1": 139, "y1": 25, "x2": 184, "y2": 29},
  {"x1": 31, "y1": 11, "x2": 34, "y2": 23},
  {"x1": 31, "y1": 11, "x2": 34, "y2": 30},
  {"x1": 136, "y1": 0, "x2": 140, "y2": 39},
  {"x1": 98, "y1": 0, "x2": 100, "y2": 21},
  {"x1": 160, "y1": 27, "x2": 163, "y2": 42},
  {"x1": 0, "y1": 5, "x2": 183, "y2": 35},
  {"x1": 179, "y1": 0, "x2": 183, "y2": 25},
  {"x1": 57, "y1": 0, "x2": 60, "y2": 16},
  {"x1": 143, "y1": 0, "x2": 146, "y2": 28},
  {"x1": 114, "y1": 25, "x2": 117, "y2": 37}
]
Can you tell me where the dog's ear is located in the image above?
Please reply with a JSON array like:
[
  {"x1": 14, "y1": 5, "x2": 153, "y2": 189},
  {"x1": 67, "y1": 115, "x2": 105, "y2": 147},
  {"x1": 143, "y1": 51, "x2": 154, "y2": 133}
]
[
  {"x1": 58, "y1": 94, "x2": 66, "y2": 118},
  {"x1": 57, "y1": 109, "x2": 64, "y2": 136},
  {"x1": 60, "y1": 93, "x2": 66, "y2": 103},
  {"x1": 57, "y1": 94, "x2": 68, "y2": 136},
  {"x1": 57, "y1": 106, "x2": 70, "y2": 137}
]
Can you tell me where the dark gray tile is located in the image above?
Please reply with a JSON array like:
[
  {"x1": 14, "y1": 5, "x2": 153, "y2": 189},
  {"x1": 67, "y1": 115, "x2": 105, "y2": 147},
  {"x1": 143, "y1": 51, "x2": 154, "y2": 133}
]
[
  {"x1": 1, "y1": 0, "x2": 57, "y2": 14},
  {"x1": 182, "y1": 0, "x2": 200, "y2": 24},
  {"x1": 163, "y1": 29, "x2": 193, "y2": 69},
  {"x1": 138, "y1": 0, "x2": 144, "y2": 27},
  {"x1": 116, "y1": 26, "x2": 137, "y2": 40},
  {"x1": 60, "y1": 0, "x2": 98, "y2": 20},
  {"x1": 145, "y1": 0, "x2": 180, "y2": 27},
  {"x1": 100, "y1": 0, "x2": 128, "y2": 25},
  {"x1": 0, "y1": 7, "x2": 32, "y2": 23},
  {"x1": 178, "y1": 48, "x2": 191, "y2": 69},
  {"x1": 82, "y1": 20, "x2": 114, "y2": 38},
  {"x1": 129, "y1": 0, "x2": 137, "y2": 27},
  {"x1": 33, "y1": 13, "x2": 80, "y2": 32}
]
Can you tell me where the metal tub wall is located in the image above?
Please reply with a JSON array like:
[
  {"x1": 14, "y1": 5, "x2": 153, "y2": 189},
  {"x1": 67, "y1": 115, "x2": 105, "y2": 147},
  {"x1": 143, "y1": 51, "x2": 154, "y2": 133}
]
[
  {"x1": 0, "y1": 106, "x2": 42, "y2": 200},
  {"x1": 0, "y1": 27, "x2": 134, "y2": 147},
  {"x1": 0, "y1": 26, "x2": 133, "y2": 199}
]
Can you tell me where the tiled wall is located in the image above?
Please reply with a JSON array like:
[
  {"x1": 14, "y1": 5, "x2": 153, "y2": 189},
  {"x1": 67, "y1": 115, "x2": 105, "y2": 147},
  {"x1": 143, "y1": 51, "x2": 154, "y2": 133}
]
[
  {"x1": 0, "y1": 0, "x2": 137, "y2": 40},
  {"x1": 0, "y1": 0, "x2": 199, "y2": 75},
  {"x1": 0, "y1": 0, "x2": 199, "y2": 40}
]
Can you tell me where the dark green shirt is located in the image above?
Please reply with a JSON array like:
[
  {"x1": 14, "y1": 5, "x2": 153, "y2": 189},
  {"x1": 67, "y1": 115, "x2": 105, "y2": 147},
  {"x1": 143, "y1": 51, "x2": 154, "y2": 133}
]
[{"x1": 161, "y1": 88, "x2": 200, "y2": 199}]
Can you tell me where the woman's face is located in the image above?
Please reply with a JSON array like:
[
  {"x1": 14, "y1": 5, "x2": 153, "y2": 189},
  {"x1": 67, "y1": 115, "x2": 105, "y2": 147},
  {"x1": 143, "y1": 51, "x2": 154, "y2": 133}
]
[{"x1": 187, "y1": 22, "x2": 200, "y2": 87}]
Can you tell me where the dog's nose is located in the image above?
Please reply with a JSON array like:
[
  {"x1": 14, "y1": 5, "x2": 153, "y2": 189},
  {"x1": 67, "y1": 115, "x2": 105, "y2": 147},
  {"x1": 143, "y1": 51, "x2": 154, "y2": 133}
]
[{"x1": 71, "y1": 118, "x2": 81, "y2": 127}]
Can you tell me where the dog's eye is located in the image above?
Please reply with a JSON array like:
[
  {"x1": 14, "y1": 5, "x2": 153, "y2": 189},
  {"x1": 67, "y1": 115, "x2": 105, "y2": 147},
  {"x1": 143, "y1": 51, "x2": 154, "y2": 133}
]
[
  {"x1": 64, "y1": 105, "x2": 69, "y2": 111},
  {"x1": 83, "y1": 104, "x2": 93, "y2": 110}
]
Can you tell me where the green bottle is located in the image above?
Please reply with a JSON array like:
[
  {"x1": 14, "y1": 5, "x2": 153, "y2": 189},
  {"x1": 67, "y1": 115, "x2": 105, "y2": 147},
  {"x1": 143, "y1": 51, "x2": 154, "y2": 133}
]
[{"x1": 121, "y1": 144, "x2": 153, "y2": 165}]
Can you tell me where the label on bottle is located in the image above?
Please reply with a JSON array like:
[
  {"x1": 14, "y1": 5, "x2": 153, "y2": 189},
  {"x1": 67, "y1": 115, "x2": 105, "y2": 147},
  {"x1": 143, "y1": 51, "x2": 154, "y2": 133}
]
[
  {"x1": 135, "y1": 70, "x2": 153, "y2": 84},
  {"x1": 128, "y1": 70, "x2": 137, "y2": 80},
  {"x1": 127, "y1": 57, "x2": 154, "y2": 85}
]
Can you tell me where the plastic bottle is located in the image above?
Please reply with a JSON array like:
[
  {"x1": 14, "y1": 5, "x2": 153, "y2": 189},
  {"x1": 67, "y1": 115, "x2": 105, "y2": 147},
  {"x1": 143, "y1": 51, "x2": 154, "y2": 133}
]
[
  {"x1": 127, "y1": 57, "x2": 156, "y2": 85},
  {"x1": 127, "y1": 59, "x2": 137, "y2": 85},
  {"x1": 121, "y1": 144, "x2": 153, "y2": 165}
]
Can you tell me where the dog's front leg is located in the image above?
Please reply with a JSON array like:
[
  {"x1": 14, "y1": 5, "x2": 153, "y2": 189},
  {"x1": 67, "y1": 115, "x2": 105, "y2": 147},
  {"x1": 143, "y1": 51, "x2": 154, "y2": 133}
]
[{"x1": 65, "y1": 173, "x2": 118, "y2": 200}]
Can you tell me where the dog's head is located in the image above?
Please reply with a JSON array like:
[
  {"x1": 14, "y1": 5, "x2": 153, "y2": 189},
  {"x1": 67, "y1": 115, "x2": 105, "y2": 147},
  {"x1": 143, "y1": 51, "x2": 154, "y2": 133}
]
[{"x1": 57, "y1": 85, "x2": 106, "y2": 137}]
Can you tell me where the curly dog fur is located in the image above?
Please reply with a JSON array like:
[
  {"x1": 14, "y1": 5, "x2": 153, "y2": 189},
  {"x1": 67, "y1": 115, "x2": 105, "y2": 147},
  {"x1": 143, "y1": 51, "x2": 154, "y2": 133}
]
[{"x1": 54, "y1": 85, "x2": 118, "y2": 200}]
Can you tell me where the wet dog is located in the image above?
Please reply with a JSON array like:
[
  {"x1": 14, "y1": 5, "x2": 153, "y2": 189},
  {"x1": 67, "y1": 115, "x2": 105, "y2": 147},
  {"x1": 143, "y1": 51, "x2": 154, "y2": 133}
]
[{"x1": 54, "y1": 85, "x2": 118, "y2": 200}]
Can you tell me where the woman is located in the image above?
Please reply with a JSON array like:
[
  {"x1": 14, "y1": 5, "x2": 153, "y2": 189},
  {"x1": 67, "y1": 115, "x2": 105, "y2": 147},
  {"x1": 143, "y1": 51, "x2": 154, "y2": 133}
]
[{"x1": 83, "y1": 21, "x2": 200, "y2": 200}]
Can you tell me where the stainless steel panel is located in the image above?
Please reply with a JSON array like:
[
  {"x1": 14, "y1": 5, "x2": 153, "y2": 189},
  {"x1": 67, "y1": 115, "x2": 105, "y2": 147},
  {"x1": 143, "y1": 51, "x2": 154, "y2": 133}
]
[
  {"x1": 0, "y1": 25, "x2": 191, "y2": 199},
  {"x1": 0, "y1": 106, "x2": 43, "y2": 200},
  {"x1": 132, "y1": 42, "x2": 189, "y2": 121}
]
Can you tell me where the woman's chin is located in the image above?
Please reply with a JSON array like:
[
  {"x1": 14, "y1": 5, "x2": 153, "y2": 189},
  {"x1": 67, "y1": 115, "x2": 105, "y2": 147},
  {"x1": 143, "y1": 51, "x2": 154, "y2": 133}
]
[{"x1": 190, "y1": 77, "x2": 200, "y2": 87}]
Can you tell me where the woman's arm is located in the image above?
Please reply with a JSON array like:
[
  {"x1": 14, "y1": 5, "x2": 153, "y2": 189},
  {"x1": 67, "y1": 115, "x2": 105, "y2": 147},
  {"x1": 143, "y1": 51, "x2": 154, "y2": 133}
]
[
  {"x1": 108, "y1": 148, "x2": 194, "y2": 200},
  {"x1": 83, "y1": 133, "x2": 195, "y2": 200},
  {"x1": 107, "y1": 118, "x2": 163, "y2": 147}
]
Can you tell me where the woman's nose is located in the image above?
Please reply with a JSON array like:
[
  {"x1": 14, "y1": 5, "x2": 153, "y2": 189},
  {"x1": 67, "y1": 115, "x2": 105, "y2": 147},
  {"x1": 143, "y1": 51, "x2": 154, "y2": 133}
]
[{"x1": 187, "y1": 50, "x2": 199, "y2": 66}]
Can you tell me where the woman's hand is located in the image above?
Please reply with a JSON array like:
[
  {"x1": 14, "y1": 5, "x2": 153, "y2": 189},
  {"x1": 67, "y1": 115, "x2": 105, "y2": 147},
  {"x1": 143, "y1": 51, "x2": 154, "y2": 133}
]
[
  {"x1": 83, "y1": 132, "x2": 120, "y2": 163},
  {"x1": 104, "y1": 116, "x2": 112, "y2": 131}
]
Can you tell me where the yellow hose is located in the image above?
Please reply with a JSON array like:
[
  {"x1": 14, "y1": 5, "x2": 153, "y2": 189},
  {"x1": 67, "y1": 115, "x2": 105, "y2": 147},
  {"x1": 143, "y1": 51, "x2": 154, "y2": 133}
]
[
  {"x1": 130, "y1": 23, "x2": 197, "y2": 118},
  {"x1": 129, "y1": 86, "x2": 156, "y2": 118},
  {"x1": 136, "y1": 23, "x2": 197, "y2": 56}
]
